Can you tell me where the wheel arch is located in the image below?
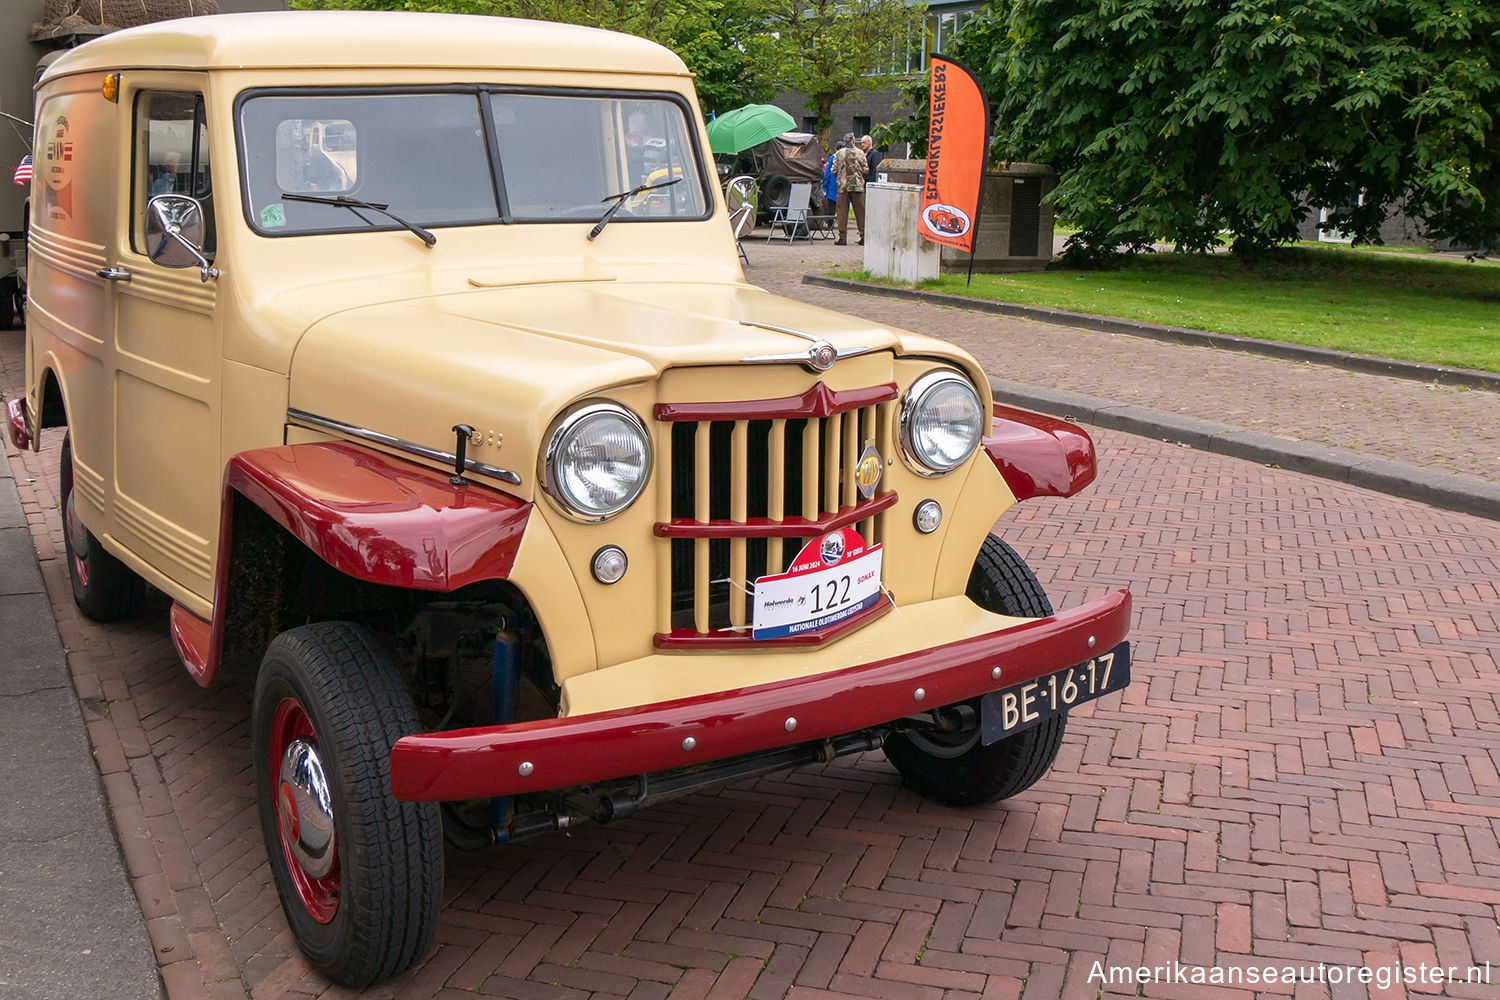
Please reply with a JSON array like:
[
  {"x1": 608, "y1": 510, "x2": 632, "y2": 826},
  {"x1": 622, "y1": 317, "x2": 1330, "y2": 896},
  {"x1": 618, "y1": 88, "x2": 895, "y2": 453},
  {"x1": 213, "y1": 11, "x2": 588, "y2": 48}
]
[
  {"x1": 5, "y1": 364, "x2": 67, "y2": 451},
  {"x1": 37, "y1": 366, "x2": 67, "y2": 430},
  {"x1": 171, "y1": 441, "x2": 534, "y2": 686}
]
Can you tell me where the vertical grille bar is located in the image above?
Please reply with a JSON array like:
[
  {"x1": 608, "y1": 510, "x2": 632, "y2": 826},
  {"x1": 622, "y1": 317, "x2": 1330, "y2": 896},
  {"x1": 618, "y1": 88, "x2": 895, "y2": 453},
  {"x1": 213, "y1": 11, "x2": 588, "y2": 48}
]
[
  {"x1": 823, "y1": 412, "x2": 841, "y2": 515},
  {"x1": 729, "y1": 420, "x2": 748, "y2": 630},
  {"x1": 768, "y1": 418, "x2": 786, "y2": 576},
  {"x1": 801, "y1": 419, "x2": 819, "y2": 520},
  {"x1": 693, "y1": 423, "x2": 711, "y2": 634},
  {"x1": 842, "y1": 409, "x2": 858, "y2": 509},
  {"x1": 657, "y1": 423, "x2": 674, "y2": 636}
]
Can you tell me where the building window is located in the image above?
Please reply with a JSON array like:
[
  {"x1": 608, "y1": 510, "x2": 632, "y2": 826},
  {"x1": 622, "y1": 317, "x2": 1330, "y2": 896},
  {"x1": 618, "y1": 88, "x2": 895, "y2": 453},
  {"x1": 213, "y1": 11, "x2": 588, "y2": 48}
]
[
  {"x1": 1318, "y1": 194, "x2": 1365, "y2": 243},
  {"x1": 853, "y1": 116, "x2": 871, "y2": 138},
  {"x1": 801, "y1": 116, "x2": 818, "y2": 134},
  {"x1": 930, "y1": 8, "x2": 980, "y2": 54}
]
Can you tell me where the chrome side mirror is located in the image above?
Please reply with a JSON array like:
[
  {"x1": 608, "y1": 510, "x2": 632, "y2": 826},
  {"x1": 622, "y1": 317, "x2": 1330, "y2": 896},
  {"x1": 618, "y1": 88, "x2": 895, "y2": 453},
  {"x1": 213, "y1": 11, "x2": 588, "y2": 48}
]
[{"x1": 146, "y1": 195, "x2": 220, "y2": 282}]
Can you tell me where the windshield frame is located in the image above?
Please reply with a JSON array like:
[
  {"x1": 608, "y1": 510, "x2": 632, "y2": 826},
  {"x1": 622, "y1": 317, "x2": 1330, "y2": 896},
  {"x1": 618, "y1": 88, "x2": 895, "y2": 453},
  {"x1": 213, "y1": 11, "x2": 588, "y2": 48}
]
[{"x1": 233, "y1": 84, "x2": 714, "y2": 239}]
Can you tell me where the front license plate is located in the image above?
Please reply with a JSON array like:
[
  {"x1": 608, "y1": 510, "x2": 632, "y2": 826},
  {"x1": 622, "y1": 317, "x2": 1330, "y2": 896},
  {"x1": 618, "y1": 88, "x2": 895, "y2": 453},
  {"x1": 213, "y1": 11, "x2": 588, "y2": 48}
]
[
  {"x1": 979, "y1": 642, "x2": 1131, "y2": 744},
  {"x1": 752, "y1": 528, "x2": 883, "y2": 640}
]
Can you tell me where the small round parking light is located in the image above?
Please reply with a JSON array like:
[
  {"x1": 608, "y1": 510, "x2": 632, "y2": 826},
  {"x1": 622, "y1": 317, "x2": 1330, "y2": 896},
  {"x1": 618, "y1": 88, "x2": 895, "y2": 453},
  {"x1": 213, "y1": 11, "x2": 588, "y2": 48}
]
[
  {"x1": 914, "y1": 499, "x2": 942, "y2": 534},
  {"x1": 591, "y1": 545, "x2": 628, "y2": 584}
]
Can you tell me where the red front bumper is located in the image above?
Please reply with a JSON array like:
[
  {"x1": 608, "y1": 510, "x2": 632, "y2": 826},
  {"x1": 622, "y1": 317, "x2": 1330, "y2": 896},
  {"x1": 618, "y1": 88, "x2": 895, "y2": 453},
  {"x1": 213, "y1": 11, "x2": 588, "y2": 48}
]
[{"x1": 389, "y1": 588, "x2": 1131, "y2": 802}]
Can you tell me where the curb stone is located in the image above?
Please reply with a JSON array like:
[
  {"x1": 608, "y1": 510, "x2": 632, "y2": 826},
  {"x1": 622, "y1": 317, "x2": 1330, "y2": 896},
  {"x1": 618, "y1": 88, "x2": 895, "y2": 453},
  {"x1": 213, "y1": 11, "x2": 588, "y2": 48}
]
[{"x1": 988, "y1": 377, "x2": 1500, "y2": 522}]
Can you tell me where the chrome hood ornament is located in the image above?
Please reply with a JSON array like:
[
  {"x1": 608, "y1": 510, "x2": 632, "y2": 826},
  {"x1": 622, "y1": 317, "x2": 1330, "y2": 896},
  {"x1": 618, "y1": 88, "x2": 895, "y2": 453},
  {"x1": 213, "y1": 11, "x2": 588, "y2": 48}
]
[{"x1": 738, "y1": 320, "x2": 871, "y2": 373}]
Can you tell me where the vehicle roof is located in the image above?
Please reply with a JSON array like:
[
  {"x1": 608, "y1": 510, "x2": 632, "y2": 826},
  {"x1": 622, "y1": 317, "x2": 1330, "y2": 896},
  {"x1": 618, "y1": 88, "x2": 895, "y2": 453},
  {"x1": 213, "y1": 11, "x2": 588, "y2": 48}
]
[{"x1": 40, "y1": 11, "x2": 691, "y2": 82}]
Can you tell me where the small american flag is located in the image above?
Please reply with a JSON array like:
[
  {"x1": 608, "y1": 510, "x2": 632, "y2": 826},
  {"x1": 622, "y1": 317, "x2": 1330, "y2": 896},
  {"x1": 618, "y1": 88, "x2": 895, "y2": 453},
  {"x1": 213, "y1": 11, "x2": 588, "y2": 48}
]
[{"x1": 13, "y1": 153, "x2": 32, "y2": 185}]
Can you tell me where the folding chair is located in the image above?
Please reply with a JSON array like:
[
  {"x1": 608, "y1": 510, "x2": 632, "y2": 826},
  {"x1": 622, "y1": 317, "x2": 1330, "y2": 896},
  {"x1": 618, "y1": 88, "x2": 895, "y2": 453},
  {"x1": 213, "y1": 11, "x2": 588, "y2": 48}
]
[{"x1": 765, "y1": 182, "x2": 812, "y2": 243}]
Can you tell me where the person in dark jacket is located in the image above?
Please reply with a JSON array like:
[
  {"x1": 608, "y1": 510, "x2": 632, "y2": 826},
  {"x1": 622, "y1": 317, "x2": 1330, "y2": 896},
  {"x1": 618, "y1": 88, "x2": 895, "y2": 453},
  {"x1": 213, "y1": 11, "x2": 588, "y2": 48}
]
[{"x1": 861, "y1": 135, "x2": 883, "y2": 183}]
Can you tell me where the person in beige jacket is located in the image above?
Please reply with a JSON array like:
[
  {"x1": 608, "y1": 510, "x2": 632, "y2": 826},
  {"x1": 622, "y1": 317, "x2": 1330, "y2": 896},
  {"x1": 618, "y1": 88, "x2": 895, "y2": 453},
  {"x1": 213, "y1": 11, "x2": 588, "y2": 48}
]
[{"x1": 832, "y1": 131, "x2": 868, "y2": 244}]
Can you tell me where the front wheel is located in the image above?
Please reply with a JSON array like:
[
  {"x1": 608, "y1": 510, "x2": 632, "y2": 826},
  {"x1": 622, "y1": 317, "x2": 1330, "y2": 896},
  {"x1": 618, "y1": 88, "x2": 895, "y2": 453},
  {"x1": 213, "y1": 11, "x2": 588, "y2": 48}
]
[
  {"x1": 883, "y1": 535, "x2": 1068, "y2": 805},
  {"x1": 252, "y1": 622, "x2": 442, "y2": 987},
  {"x1": 60, "y1": 433, "x2": 144, "y2": 621}
]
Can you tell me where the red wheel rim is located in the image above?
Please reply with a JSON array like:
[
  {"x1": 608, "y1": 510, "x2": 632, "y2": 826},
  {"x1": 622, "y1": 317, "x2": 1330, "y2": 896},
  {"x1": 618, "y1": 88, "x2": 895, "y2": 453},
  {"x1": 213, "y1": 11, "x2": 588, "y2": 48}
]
[{"x1": 268, "y1": 697, "x2": 340, "y2": 923}]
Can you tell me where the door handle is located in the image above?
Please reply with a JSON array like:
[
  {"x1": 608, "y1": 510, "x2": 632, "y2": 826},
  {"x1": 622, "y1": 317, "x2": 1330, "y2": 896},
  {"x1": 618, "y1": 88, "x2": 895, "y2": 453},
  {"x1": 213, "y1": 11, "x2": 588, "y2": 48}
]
[{"x1": 96, "y1": 267, "x2": 132, "y2": 282}]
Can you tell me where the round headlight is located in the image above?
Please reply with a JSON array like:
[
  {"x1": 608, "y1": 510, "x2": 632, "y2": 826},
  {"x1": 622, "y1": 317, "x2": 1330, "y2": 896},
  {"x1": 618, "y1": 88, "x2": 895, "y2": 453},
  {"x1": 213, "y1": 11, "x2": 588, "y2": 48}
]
[
  {"x1": 899, "y1": 371, "x2": 984, "y2": 475},
  {"x1": 543, "y1": 403, "x2": 652, "y2": 521}
]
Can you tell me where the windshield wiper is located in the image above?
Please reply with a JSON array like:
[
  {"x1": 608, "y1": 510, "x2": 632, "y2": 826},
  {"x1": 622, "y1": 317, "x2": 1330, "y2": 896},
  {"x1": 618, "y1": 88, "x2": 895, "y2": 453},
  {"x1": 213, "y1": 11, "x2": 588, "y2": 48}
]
[
  {"x1": 587, "y1": 177, "x2": 682, "y2": 242},
  {"x1": 280, "y1": 192, "x2": 437, "y2": 248}
]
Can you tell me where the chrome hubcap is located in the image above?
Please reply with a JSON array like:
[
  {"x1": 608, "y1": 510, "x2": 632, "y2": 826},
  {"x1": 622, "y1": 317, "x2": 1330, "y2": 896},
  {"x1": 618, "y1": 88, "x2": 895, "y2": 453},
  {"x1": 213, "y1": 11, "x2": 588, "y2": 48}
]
[
  {"x1": 65, "y1": 489, "x2": 89, "y2": 557},
  {"x1": 277, "y1": 738, "x2": 336, "y2": 878}
]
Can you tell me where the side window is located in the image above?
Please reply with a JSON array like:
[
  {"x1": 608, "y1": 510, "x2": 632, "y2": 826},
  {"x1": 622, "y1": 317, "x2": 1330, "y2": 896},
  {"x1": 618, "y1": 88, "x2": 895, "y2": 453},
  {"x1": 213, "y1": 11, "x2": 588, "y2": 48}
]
[{"x1": 134, "y1": 91, "x2": 214, "y2": 257}]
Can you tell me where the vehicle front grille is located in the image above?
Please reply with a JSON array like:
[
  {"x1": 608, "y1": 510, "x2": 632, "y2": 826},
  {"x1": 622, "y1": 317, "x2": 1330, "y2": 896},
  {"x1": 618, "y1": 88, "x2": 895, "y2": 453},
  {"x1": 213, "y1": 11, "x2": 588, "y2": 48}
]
[{"x1": 653, "y1": 383, "x2": 899, "y2": 645}]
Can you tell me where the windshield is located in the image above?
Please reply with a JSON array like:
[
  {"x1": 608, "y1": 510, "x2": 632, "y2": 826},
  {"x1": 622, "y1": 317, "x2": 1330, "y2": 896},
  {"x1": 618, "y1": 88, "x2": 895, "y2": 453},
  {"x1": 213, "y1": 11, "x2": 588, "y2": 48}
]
[{"x1": 237, "y1": 89, "x2": 710, "y2": 236}]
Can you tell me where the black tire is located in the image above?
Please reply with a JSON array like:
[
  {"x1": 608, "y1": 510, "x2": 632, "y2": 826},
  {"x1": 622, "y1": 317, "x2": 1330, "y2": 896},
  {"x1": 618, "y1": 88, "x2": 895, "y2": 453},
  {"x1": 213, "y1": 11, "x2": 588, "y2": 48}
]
[
  {"x1": 253, "y1": 622, "x2": 443, "y2": 987},
  {"x1": 60, "y1": 433, "x2": 144, "y2": 621},
  {"x1": 761, "y1": 172, "x2": 791, "y2": 209},
  {"x1": 0, "y1": 275, "x2": 17, "y2": 329},
  {"x1": 883, "y1": 535, "x2": 1068, "y2": 806}
]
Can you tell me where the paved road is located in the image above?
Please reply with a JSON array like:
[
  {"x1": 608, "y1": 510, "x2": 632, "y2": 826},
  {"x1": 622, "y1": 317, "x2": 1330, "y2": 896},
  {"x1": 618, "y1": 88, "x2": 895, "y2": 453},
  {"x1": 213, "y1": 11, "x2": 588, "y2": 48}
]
[{"x1": 3, "y1": 242, "x2": 1499, "y2": 999}]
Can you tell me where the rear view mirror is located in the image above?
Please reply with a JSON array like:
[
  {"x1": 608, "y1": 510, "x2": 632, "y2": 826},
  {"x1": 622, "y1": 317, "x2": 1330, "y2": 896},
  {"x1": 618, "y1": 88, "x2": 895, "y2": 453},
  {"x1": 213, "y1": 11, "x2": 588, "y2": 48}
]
[{"x1": 146, "y1": 195, "x2": 219, "y2": 281}]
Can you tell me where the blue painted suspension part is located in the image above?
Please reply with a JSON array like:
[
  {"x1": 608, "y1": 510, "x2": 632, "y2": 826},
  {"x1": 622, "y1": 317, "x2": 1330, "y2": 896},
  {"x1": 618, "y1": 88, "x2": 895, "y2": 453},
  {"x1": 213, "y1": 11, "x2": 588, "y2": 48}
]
[{"x1": 490, "y1": 616, "x2": 525, "y2": 829}]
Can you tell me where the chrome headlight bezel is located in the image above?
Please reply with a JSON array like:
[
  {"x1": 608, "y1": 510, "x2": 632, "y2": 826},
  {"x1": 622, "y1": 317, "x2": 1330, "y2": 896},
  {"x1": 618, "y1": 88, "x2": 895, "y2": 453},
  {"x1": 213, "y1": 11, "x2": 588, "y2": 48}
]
[
  {"x1": 542, "y1": 401, "x2": 653, "y2": 522},
  {"x1": 898, "y1": 370, "x2": 985, "y2": 476}
]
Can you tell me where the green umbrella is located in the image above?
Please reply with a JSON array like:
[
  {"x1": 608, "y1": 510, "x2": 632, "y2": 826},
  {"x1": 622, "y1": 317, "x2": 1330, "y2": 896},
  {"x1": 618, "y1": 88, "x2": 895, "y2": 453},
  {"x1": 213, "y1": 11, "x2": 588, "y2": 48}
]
[{"x1": 706, "y1": 104, "x2": 798, "y2": 155}]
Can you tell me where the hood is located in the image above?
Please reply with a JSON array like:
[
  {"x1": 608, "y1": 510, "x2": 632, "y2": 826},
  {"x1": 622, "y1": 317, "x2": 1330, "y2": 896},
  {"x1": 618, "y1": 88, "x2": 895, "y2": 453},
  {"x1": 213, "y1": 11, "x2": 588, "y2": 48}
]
[
  {"x1": 286, "y1": 278, "x2": 980, "y2": 499},
  {"x1": 430, "y1": 278, "x2": 907, "y2": 367}
]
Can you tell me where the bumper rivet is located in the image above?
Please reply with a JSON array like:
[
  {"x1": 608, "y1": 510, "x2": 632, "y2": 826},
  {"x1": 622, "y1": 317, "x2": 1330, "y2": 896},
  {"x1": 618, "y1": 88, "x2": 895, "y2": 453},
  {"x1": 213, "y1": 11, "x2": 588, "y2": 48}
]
[
  {"x1": 517, "y1": 762, "x2": 534, "y2": 777},
  {"x1": 992, "y1": 667, "x2": 1002, "y2": 681},
  {"x1": 1088, "y1": 635, "x2": 1096, "y2": 649},
  {"x1": 785, "y1": 717, "x2": 797, "y2": 732},
  {"x1": 682, "y1": 737, "x2": 697, "y2": 751},
  {"x1": 914, "y1": 688, "x2": 926, "y2": 702}
]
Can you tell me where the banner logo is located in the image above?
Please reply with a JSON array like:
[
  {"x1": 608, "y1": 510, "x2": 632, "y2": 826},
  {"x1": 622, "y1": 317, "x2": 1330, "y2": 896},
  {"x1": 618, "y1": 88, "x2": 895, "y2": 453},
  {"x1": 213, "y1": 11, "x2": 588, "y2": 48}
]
[{"x1": 922, "y1": 203, "x2": 971, "y2": 237}]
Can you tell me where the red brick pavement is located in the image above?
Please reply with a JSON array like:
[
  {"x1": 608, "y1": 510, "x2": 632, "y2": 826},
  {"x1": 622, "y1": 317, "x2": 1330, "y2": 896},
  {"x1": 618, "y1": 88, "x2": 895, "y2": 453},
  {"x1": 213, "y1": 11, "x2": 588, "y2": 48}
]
[{"x1": 5, "y1": 310, "x2": 1500, "y2": 999}]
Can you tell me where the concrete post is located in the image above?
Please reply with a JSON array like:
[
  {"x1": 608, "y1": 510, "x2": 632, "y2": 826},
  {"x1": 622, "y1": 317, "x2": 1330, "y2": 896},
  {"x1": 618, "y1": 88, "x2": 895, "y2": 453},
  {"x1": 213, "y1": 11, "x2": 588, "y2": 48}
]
[{"x1": 863, "y1": 182, "x2": 939, "y2": 282}]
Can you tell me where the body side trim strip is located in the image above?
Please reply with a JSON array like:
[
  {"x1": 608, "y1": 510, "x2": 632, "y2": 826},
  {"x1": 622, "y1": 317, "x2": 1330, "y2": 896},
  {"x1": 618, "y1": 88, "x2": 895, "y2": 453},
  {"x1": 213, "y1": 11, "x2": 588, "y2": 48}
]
[{"x1": 286, "y1": 407, "x2": 522, "y2": 485}]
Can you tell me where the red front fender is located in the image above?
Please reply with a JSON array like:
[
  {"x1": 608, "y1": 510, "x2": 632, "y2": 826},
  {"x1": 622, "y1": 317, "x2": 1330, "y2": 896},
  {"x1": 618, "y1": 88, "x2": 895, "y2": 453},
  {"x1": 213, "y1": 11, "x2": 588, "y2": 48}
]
[
  {"x1": 171, "y1": 442, "x2": 531, "y2": 686},
  {"x1": 984, "y1": 404, "x2": 1096, "y2": 501}
]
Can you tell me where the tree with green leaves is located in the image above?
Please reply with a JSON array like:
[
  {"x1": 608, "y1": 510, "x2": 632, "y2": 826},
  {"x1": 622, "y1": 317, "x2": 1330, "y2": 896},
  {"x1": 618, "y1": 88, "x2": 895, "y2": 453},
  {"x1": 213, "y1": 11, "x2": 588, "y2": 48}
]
[
  {"x1": 982, "y1": 0, "x2": 1500, "y2": 255},
  {"x1": 876, "y1": 7, "x2": 1004, "y2": 156},
  {"x1": 757, "y1": 0, "x2": 927, "y2": 150},
  {"x1": 288, "y1": 0, "x2": 776, "y2": 114}
]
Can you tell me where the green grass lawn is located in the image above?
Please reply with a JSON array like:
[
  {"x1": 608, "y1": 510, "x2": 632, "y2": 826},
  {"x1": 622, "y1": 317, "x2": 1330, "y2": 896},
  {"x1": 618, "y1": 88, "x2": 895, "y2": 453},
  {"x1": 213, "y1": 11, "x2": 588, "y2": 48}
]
[{"x1": 849, "y1": 243, "x2": 1500, "y2": 373}]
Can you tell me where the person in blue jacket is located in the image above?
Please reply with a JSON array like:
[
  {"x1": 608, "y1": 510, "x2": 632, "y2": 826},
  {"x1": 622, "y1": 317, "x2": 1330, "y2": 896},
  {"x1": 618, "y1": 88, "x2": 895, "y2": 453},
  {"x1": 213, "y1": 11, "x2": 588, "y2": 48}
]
[{"x1": 821, "y1": 141, "x2": 841, "y2": 214}]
